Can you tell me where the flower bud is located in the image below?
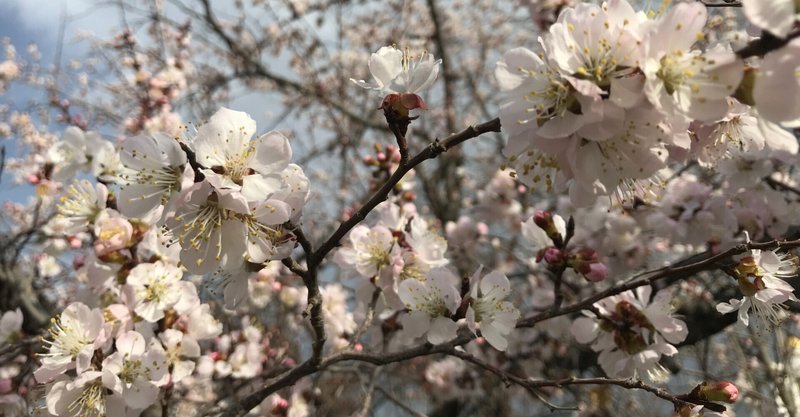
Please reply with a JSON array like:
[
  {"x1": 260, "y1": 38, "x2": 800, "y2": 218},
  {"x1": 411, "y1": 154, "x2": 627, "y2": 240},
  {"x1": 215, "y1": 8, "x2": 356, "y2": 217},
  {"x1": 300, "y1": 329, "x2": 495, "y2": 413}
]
[
  {"x1": 533, "y1": 210, "x2": 563, "y2": 245},
  {"x1": 543, "y1": 247, "x2": 563, "y2": 265},
  {"x1": 697, "y1": 381, "x2": 739, "y2": 403},
  {"x1": 583, "y1": 262, "x2": 608, "y2": 282}
]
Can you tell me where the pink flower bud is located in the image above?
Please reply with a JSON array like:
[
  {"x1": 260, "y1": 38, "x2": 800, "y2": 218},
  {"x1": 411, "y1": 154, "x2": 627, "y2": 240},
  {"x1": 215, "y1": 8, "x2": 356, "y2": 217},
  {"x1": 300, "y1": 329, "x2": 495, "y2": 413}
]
[
  {"x1": 583, "y1": 262, "x2": 608, "y2": 282},
  {"x1": 698, "y1": 381, "x2": 739, "y2": 403},
  {"x1": 533, "y1": 210, "x2": 552, "y2": 230},
  {"x1": 543, "y1": 247, "x2": 563, "y2": 264},
  {"x1": 476, "y1": 222, "x2": 489, "y2": 236},
  {"x1": 72, "y1": 254, "x2": 85, "y2": 270},
  {"x1": 93, "y1": 213, "x2": 133, "y2": 257},
  {"x1": 377, "y1": 152, "x2": 387, "y2": 162},
  {"x1": 532, "y1": 210, "x2": 562, "y2": 244},
  {"x1": 0, "y1": 378, "x2": 12, "y2": 394},
  {"x1": 26, "y1": 174, "x2": 40, "y2": 184},
  {"x1": 68, "y1": 236, "x2": 82, "y2": 249}
]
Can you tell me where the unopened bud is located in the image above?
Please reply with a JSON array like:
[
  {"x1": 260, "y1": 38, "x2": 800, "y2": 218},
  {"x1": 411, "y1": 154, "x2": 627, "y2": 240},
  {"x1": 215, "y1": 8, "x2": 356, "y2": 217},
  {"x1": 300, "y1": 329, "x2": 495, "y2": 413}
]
[
  {"x1": 532, "y1": 210, "x2": 563, "y2": 246},
  {"x1": 543, "y1": 247, "x2": 563, "y2": 265},
  {"x1": 583, "y1": 262, "x2": 608, "y2": 282},
  {"x1": 697, "y1": 381, "x2": 739, "y2": 403}
]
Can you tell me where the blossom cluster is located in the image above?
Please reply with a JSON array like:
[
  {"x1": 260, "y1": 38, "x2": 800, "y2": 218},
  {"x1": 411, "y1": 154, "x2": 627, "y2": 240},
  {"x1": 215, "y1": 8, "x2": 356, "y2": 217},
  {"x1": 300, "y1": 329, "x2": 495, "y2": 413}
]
[{"x1": 497, "y1": 0, "x2": 799, "y2": 206}]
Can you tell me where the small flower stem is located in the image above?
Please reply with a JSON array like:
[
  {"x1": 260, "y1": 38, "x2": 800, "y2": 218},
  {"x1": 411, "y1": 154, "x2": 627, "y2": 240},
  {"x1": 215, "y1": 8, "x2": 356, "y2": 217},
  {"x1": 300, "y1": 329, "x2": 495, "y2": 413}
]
[{"x1": 383, "y1": 106, "x2": 411, "y2": 166}]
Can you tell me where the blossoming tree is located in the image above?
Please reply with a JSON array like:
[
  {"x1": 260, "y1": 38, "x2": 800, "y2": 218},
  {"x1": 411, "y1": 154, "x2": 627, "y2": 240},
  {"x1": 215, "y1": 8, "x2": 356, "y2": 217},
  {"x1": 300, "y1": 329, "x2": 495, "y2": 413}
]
[{"x1": 1, "y1": 0, "x2": 800, "y2": 416}]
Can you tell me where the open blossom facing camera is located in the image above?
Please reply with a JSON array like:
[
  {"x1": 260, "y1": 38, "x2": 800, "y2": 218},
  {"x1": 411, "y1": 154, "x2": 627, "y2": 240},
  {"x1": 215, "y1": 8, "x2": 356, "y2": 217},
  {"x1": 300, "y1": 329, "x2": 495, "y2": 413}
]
[
  {"x1": 398, "y1": 268, "x2": 461, "y2": 345},
  {"x1": 351, "y1": 46, "x2": 441, "y2": 114},
  {"x1": 101, "y1": 331, "x2": 168, "y2": 409},
  {"x1": 465, "y1": 268, "x2": 520, "y2": 351},
  {"x1": 192, "y1": 107, "x2": 292, "y2": 201},
  {"x1": 124, "y1": 260, "x2": 184, "y2": 322},
  {"x1": 571, "y1": 287, "x2": 688, "y2": 379},
  {"x1": 716, "y1": 249, "x2": 798, "y2": 328}
]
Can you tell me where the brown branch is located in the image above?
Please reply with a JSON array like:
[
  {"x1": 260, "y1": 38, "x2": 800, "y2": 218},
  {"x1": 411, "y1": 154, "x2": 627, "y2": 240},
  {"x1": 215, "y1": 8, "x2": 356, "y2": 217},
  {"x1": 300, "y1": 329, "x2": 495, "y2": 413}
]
[
  {"x1": 311, "y1": 117, "x2": 501, "y2": 266},
  {"x1": 198, "y1": 0, "x2": 387, "y2": 132},
  {"x1": 220, "y1": 334, "x2": 476, "y2": 417},
  {"x1": 736, "y1": 30, "x2": 800, "y2": 59},
  {"x1": 446, "y1": 348, "x2": 710, "y2": 412},
  {"x1": 517, "y1": 238, "x2": 800, "y2": 328}
]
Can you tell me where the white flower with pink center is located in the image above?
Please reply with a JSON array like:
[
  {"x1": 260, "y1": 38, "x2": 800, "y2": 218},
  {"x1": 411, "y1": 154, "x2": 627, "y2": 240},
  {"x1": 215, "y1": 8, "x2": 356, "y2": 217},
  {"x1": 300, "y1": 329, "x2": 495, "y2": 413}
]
[{"x1": 46, "y1": 371, "x2": 126, "y2": 417}]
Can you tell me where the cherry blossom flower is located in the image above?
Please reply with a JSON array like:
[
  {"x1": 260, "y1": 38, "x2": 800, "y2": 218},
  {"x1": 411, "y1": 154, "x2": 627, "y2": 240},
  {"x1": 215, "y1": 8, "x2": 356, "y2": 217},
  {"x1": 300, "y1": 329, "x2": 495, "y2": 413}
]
[
  {"x1": 571, "y1": 287, "x2": 688, "y2": 379},
  {"x1": 545, "y1": 0, "x2": 642, "y2": 88},
  {"x1": 35, "y1": 302, "x2": 106, "y2": 383},
  {"x1": 191, "y1": 107, "x2": 292, "y2": 202},
  {"x1": 398, "y1": 268, "x2": 461, "y2": 345},
  {"x1": 56, "y1": 180, "x2": 108, "y2": 233},
  {"x1": 124, "y1": 260, "x2": 184, "y2": 322},
  {"x1": 495, "y1": 46, "x2": 587, "y2": 141},
  {"x1": 465, "y1": 268, "x2": 520, "y2": 351},
  {"x1": 753, "y1": 38, "x2": 800, "y2": 124},
  {"x1": 92, "y1": 210, "x2": 133, "y2": 257},
  {"x1": 692, "y1": 101, "x2": 799, "y2": 167},
  {"x1": 350, "y1": 46, "x2": 441, "y2": 113},
  {"x1": 90, "y1": 139, "x2": 121, "y2": 184},
  {"x1": 154, "y1": 329, "x2": 200, "y2": 384},
  {"x1": 167, "y1": 182, "x2": 248, "y2": 274},
  {"x1": 117, "y1": 131, "x2": 190, "y2": 220},
  {"x1": 642, "y1": 2, "x2": 743, "y2": 122},
  {"x1": 0, "y1": 309, "x2": 22, "y2": 346},
  {"x1": 742, "y1": 0, "x2": 799, "y2": 39},
  {"x1": 46, "y1": 126, "x2": 98, "y2": 181},
  {"x1": 101, "y1": 330, "x2": 168, "y2": 409},
  {"x1": 334, "y1": 225, "x2": 399, "y2": 281},
  {"x1": 46, "y1": 371, "x2": 126, "y2": 417},
  {"x1": 424, "y1": 357, "x2": 469, "y2": 400},
  {"x1": 716, "y1": 249, "x2": 798, "y2": 328},
  {"x1": 521, "y1": 211, "x2": 566, "y2": 250},
  {"x1": 320, "y1": 284, "x2": 357, "y2": 345}
]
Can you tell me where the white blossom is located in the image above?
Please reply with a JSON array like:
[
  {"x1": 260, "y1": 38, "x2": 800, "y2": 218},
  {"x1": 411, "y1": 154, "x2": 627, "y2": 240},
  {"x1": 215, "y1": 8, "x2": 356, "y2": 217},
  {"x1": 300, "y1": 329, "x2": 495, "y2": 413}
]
[
  {"x1": 398, "y1": 268, "x2": 461, "y2": 345},
  {"x1": 466, "y1": 268, "x2": 520, "y2": 351}
]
